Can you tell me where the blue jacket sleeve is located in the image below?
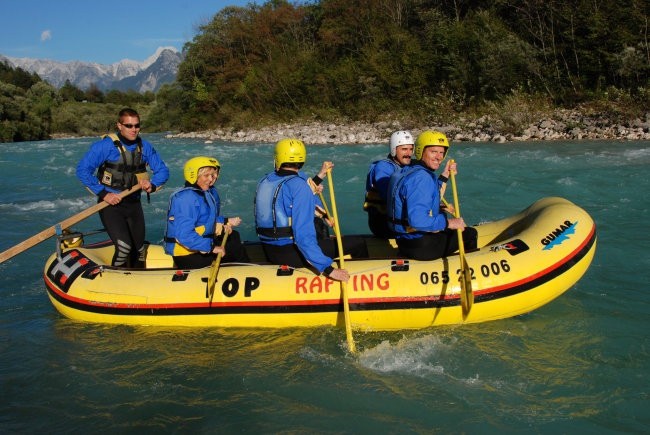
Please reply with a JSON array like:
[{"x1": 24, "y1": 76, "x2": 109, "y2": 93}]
[
  {"x1": 141, "y1": 139, "x2": 169, "y2": 189},
  {"x1": 285, "y1": 178, "x2": 333, "y2": 272},
  {"x1": 76, "y1": 138, "x2": 114, "y2": 196}
]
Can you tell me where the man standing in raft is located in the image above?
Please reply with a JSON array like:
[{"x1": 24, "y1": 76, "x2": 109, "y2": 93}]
[
  {"x1": 364, "y1": 130, "x2": 414, "y2": 238},
  {"x1": 76, "y1": 108, "x2": 169, "y2": 267},
  {"x1": 255, "y1": 138, "x2": 367, "y2": 281},
  {"x1": 387, "y1": 131, "x2": 477, "y2": 260}
]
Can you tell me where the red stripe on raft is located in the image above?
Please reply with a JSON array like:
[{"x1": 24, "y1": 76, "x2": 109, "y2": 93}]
[
  {"x1": 43, "y1": 223, "x2": 596, "y2": 312},
  {"x1": 477, "y1": 223, "x2": 596, "y2": 296},
  {"x1": 43, "y1": 275, "x2": 445, "y2": 310}
]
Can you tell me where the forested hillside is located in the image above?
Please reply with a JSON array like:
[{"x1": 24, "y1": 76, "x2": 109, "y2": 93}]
[
  {"x1": 2, "y1": 0, "x2": 648, "y2": 142},
  {"x1": 155, "y1": 0, "x2": 648, "y2": 131}
]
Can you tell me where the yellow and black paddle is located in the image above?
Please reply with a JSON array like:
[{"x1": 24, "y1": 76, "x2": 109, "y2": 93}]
[
  {"x1": 449, "y1": 161, "x2": 474, "y2": 316},
  {"x1": 326, "y1": 171, "x2": 356, "y2": 353}
]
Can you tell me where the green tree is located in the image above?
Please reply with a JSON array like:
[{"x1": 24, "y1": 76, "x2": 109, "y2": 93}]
[
  {"x1": 0, "y1": 80, "x2": 56, "y2": 142},
  {"x1": 445, "y1": 10, "x2": 540, "y2": 101},
  {"x1": 84, "y1": 83, "x2": 105, "y2": 103},
  {"x1": 26, "y1": 81, "x2": 60, "y2": 135},
  {"x1": 147, "y1": 83, "x2": 188, "y2": 131},
  {"x1": 59, "y1": 80, "x2": 86, "y2": 102},
  {"x1": 0, "y1": 81, "x2": 25, "y2": 142},
  {"x1": 0, "y1": 61, "x2": 41, "y2": 90}
]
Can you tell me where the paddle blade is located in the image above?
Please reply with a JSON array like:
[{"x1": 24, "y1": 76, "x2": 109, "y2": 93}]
[
  {"x1": 459, "y1": 258, "x2": 474, "y2": 315},
  {"x1": 450, "y1": 165, "x2": 474, "y2": 316},
  {"x1": 340, "y1": 282, "x2": 356, "y2": 353},
  {"x1": 326, "y1": 171, "x2": 356, "y2": 354}
]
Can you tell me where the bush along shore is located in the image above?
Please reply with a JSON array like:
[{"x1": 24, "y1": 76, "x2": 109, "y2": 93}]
[{"x1": 167, "y1": 109, "x2": 650, "y2": 145}]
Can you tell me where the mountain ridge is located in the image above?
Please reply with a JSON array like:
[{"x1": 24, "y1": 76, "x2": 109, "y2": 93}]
[{"x1": 1, "y1": 47, "x2": 183, "y2": 93}]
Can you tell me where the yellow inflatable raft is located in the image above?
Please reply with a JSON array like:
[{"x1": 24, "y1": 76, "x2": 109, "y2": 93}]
[{"x1": 43, "y1": 197, "x2": 596, "y2": 330}]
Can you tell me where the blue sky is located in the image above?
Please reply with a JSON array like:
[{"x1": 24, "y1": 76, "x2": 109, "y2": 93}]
[{"x1": 0, "y1": 0, "x2": 253, "y2": 64}]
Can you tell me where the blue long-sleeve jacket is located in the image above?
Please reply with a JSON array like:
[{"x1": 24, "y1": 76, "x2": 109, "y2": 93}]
[
  {"x1": 164, "y1": 186, "x2": 226, "y2": 256},
  {"x1": 255, "y1": 170, "x2": 333, "y2": 272},
  {"x1": 387, "y1": 163, "x2": 448, "y2": 239},
  {"x1": 76, "y1": 134, "x2": 169, "y2": 197}
]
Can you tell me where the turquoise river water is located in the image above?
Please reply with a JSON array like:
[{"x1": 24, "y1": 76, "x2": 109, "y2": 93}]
[{"x1": 0, "y1": 135, "x2": 648, "y2": 433}]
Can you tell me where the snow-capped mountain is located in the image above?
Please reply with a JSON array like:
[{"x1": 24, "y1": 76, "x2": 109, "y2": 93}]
[{"x1": 2, "y1": 47, "x2": 183, "y2": 93}]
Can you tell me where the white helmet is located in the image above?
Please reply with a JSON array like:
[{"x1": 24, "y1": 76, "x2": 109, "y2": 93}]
[{"x1": 389, "y1": 130, "x2": 414, "y2": 157}]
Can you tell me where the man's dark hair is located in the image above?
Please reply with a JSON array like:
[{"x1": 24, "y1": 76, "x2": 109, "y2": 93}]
[{"x1": 118, "y1": 107, "x2": 140, "y2": 120}]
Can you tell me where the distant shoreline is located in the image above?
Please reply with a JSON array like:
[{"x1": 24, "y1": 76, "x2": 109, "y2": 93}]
[
  {"x1": 52, "y1": 109, "x2": 650, "y2": 144},
  {"x1": 165, "y1": 109, "x2": 650, "y2": 144}
]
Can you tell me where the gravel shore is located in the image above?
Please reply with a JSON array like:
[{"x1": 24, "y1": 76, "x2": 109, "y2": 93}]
[{"x1": 167, "y1": 109, "x2": 650, "y2": 144}]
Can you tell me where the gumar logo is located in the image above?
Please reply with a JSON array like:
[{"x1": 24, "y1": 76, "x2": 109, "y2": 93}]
[
  {"x1": 490, "y1": 239, "x2": 529, "y2": 256},
  {"x1": 541, "y1": 220, "x2": 577, "y2": 250}
]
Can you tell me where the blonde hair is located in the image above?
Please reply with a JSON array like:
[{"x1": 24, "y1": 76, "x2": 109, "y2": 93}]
[{"x1": 197, "y1": 166, "x2": 218, "y2": 177}]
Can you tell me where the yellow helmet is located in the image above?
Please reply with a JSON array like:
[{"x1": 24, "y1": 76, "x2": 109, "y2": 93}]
[
  {"x1": 184, "y1": 156, "x2": 220, "y2": 184},
  {"x1": 274, "y1": 138, "x2": 306, "y2": 168},
  {"x1": 414, "y1": 130, "x2": 450, "y2": 160}
]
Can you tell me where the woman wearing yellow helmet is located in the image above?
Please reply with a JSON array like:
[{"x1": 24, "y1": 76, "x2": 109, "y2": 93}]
[{"x1": 164, "y1": 156, "x2": 249, "y2": 269}]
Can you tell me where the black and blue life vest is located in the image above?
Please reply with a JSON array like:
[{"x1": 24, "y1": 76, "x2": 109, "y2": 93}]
[{"x1": 97, "y1": 133, "x2": 147, "y2": 191}]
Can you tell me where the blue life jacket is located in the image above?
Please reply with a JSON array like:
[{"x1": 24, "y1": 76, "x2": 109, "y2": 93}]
[
  {"x1": 164, "y1": 186, "x2": 218, "y2": 256},
  {"x1": 387, "y1": 165, "x2": 416, "y2": 235},
  {"x1": 387, "y1": 164, "x2": 447, "y2": 237},
  {"x1": 254, "y1": 173, "x2": 298, "y2": 241}
]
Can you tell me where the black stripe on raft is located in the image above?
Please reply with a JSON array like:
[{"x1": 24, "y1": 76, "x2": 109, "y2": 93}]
[{"x1": 44, "y1": 225, "x2": 596, "y2": 317}]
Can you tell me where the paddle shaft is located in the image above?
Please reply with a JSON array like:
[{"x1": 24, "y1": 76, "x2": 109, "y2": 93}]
[
  {"x1": 318, "y1": 192, "x2": 332, "y2": 221},
  {"x1": 208, "y1": 231, "x2": 229, "y2": 303},
  {"x1": 449, "y1": 164, "x2": 474, "y2": 315},
  {"x1": 0, "y1": 184, "x2": 142, "y2": 264},
  {"x1": 326, "y1": 172, "x2": 356, "y2": 353}
]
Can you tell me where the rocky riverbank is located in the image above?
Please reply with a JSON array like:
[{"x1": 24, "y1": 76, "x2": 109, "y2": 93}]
[{"x1": 167, "y1": 108, "x2": 650, "y2": 144}]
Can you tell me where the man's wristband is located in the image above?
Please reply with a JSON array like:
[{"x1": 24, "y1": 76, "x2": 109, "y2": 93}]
[
  {"x1": 439, "y1": 175, "x2": 448, "y2": 183},
  {"x1": 323, "y1": 265, "x2": 334, "y2": 277}
]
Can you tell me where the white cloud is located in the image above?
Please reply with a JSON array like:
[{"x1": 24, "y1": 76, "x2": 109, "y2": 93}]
[{"x1": 40, "y1": 30, "x2": 52, "y2": 42}]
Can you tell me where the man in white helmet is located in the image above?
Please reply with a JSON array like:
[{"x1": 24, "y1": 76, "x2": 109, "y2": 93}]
[{"x1": 363, "y1": 130, "x2": 414, "y2": 238}]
